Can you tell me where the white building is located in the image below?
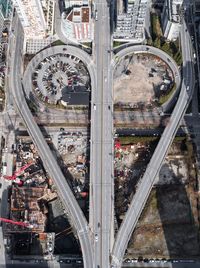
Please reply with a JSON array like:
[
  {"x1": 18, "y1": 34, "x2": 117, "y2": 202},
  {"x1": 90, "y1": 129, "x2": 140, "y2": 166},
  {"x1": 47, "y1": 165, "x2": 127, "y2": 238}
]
[
  {"x1": 113, "y1": 0, "x2": 150, "y2": 43},
  {"x1": 61, "y1": 6, "x2": 93, "y2": 43},
  {"x1": 12, "y1": 0, "x2": 56, "y2": 54},
  {"x1": 64, "y1": 0, "x2": 88, "y2": 8},
  {"x1": 40, "y1": 0, "x2": 55, "y2": 35},
  {"x1": 161, "y1": 0, "x2": 183, "y2": 41}
]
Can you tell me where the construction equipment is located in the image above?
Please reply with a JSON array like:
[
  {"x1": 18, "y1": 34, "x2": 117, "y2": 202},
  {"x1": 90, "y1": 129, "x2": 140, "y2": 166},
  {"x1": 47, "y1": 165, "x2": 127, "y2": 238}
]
[
  {"x1": 0, "y1": 217, "x2": 38, "y2": 229},
  {"x1": 3, "y1": 162, "x2": 33, "y2": 181},
  {"x1": 0, "y1": 217, "x2": 28, "y2": 227}
]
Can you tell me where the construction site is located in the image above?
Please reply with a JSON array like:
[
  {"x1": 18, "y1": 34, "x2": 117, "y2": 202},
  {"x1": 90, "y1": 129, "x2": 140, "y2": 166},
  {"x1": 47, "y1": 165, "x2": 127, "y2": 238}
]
[
  {"x1": 115, "y1": 136, "x2": 200, "y2": 260},
  {"x1": 1, "y1": 136, "x2": 81, "y2": 259},
  {"x1": 114, "y1": 53, "x2": 174, "y2": 108}
]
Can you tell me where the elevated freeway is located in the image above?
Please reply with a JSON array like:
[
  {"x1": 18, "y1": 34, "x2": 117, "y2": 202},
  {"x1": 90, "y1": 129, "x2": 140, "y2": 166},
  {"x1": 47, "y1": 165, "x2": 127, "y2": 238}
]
[
  {"x1": 111, "y1": 21, "x2": 195, "y2": 268},
  {"x1": 89, "y1": 0, "x2": 114, "y2": 267},
  {"x1": 9, "y1": 16, "x2": 93, "y2": 268}
]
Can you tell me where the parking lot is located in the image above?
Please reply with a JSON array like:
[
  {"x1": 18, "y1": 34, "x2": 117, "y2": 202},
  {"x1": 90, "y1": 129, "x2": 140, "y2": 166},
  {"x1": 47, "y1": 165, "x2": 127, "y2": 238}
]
[{"x1": 32, "y1": 53, "x2": 90, "y2": 106}]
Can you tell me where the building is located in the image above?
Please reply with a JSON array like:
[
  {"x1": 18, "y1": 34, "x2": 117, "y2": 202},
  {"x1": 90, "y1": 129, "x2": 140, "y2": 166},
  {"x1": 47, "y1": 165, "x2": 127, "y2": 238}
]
[
  {"x1": 61, "y1": 5, "x2": 93, "y2": 43},
  {"x1": 12, "y1": 0, "x2": 56, "y2": 54},
  {"x1": 113, "y1": 0, "x2": 150, "y2": 43},
  {"x1": 64, "y1": 0, "x2": 88, "y2": 8},
  {"x1": 61, "y1": 85, "x2": 90, "y2": 106},
  {"x1": 195, "y1": 0, "x2": 200, "y2": 17},
  {"x1": 152, "y1": 0, "x2": 165, "y2": 10},
  {"x1": 161, "y1": 0, "x2": 183, "y2": 41},
  {"x1": 0, "y1": 0, "x2": 12, "y2": 18},
  {"x1": 40, "y1": 0, "x2": 55, "y2": 35}
]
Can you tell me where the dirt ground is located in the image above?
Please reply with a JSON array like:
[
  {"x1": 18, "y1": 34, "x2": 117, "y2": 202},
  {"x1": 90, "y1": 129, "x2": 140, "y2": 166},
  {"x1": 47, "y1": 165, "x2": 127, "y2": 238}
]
[
  {"x1": 114, "y1": 63, "x2": 162, "y2": 104},
  {"x1": 128, "y1": 185, "x2": 199, "y2": 258},
  {"x1": 114, "y1": 54, "x2": 173, "y2": 106},
  {"x1": 122, "y1": 140, "x2": 200, "y2": 259}
]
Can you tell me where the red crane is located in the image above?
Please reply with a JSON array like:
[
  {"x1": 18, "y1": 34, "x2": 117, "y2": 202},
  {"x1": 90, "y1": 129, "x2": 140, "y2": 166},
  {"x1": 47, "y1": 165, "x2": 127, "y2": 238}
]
[
  {"x1": 3, "y1": 162, "x2": 33, "y2": 181},
  {"x1": 0, "y1": 217, "x2": 29, "y2": 227}
]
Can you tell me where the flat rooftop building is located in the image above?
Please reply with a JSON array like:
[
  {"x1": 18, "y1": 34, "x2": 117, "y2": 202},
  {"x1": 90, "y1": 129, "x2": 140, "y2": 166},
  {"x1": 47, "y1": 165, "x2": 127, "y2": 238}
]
[
  {"x1": 61, "y1": 85, "x2": 90, "y2": 106},
  {"x1": 161, "y1": 0, "x2": 183, "y2": 40},
  {"x1": 61, "y1": 5, "x2": 93, "y2": 43},
  {"x1": 113, "y1": 0, "x2": 150, "y2": 43},
  {"x1": 13, "y1": 0, "x2": 56, "y2": 54}
]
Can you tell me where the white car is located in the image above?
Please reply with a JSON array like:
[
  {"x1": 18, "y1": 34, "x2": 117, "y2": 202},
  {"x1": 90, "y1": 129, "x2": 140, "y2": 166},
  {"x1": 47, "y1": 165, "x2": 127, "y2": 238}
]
[
  {"x1": 186, "y1": 86, "x2": 189, "y2": 91},
  {"x1": 95, "y1": 234, "x2": 98, "y2": 242}
]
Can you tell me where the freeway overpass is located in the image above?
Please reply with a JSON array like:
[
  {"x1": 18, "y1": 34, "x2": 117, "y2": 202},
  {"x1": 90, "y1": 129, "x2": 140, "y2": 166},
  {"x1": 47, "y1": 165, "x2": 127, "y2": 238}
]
[
  {"x1": 89, "y1": 0, "x2": 114, "y2": 267},
  {"x1": 111, "y1": 21, "x2": 195, "y2": 268}
]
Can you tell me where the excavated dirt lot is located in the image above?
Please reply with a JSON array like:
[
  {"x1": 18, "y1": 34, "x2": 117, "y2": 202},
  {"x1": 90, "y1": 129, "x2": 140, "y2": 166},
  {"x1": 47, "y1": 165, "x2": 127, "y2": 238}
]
[
  {"x1": 114, "y1": 54, "x2": 173, "y2": 106},
  {"x1": 124, "y1": 140, "x2": 200, "y2": 259}
]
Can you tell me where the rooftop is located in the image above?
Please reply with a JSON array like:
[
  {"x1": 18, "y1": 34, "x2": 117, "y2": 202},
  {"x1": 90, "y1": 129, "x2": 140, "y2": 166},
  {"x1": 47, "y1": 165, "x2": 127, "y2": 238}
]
[{"x1": 61, "y1": 86, "x2": 90, "y2": 105}]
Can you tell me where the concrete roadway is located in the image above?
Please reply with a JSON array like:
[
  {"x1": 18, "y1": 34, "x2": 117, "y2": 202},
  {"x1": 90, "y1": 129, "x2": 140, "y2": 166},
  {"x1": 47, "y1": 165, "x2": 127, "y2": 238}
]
[
  {"x1": 89, "y1": 0, "x2": 114, "y2": 268},
  {"x1": 9, "y1": 17, "x2": 93, "y2": 268},
  {"x1": 111, "y1": 21, "x2": 195, "y2": 268}
]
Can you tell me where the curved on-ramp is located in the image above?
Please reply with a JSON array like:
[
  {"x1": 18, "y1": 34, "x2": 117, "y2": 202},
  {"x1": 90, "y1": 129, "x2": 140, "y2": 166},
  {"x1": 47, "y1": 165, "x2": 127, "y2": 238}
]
[
  {"x1": 111, "y1": 23, "x2": 195, "y2": 267},
  {"x1": 10, "y1": 19, "x2": 94, "y2": 268}
]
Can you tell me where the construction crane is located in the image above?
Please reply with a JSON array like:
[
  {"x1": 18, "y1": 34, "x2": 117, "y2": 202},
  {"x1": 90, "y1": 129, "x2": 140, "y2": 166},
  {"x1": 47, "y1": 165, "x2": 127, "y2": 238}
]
[
  {"x1": 0, "y1": 217, "x2": 29, "y2": 227},
  {"x1": 3, "y1": 162, "x2": 33, "y2": 181},
  {"x1": 0, "y1": 217, "x2": 37, "y2": 229}
]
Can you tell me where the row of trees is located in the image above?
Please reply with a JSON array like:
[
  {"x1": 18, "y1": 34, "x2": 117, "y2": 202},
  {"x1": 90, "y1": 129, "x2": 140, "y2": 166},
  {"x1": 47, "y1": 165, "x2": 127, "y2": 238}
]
[{"x1": 149, "y1": 13, "x2": 182, "y2": 66}]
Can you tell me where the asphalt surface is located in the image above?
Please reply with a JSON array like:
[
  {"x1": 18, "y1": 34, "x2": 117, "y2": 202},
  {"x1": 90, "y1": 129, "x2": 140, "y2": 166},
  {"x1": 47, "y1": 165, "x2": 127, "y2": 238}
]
[
  {"x1": 89, "y1": 0, "x2": 114, "y2": 267},
  {"x1": 111, "y1": 21, "x2": 195, "y2": 268},
  {"x1": 9, "y1": 17, "x2": 93, "y2": 268}
]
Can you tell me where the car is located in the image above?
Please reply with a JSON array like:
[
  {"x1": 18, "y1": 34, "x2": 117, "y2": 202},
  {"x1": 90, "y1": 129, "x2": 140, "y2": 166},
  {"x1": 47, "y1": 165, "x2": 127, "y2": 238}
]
[
  {"x1": 93, "y1": 104, "x2": 96, "y2": 110},
  {"x1": 60, "y1": 128, "x2": 65, "y2": 131},
  {"x1": 186, "y1": 86, "x2": 189, "y2": 91},
  {"x1": 108, "y1": 105, "x2": 111, "y2": 110},
  {"x1": 76, "y1": 259, "x2": 83, "y2": 264},
  {"x1": 95, "y1": 234, "x2": 98, "y2": 242},
  {"x1": 131, "y1": 259, "x2": 137, "y2": 263}
]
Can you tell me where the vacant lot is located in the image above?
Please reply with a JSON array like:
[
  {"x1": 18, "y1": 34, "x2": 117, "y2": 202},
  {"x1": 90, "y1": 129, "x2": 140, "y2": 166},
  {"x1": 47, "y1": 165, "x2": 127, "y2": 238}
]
[
  {"x1": 126, "y1": 140, "x2": 200, "y2": 259},
  {"x1": 114, "y1": 54, "x2": 173, "y2": 107}
]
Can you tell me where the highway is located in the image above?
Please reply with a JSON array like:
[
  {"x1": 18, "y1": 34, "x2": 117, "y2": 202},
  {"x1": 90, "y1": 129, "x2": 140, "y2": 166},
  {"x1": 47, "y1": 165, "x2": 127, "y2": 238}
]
[
  {"x1": 111, "y1": 21, "x2": 195, "y2": 268},
  {"x1": 89, "y1": 0, "x2": 114, "y2": 267},
  {"x1": 9, "y1": 17, "x2": 93, "y2": 268}
]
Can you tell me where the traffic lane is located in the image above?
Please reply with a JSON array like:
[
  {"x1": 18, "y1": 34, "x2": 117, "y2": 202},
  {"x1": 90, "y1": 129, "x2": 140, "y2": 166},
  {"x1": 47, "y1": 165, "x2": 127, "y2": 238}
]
[
  {"x1": 116, "y1": 128, "x2": 186, "y2": 137},
  {"x1": 123, "y1": 261, "x2": 200, "y2": 268}
]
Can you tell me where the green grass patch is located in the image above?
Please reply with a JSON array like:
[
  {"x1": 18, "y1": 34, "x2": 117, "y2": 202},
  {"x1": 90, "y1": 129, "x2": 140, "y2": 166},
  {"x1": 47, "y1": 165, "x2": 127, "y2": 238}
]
[
  {"x1": 51, "y1": 40, "x2": 66, "y2": 46},
  {"x1": 150, "y1": 12, "x2": 182, "y2": 66},
  {"x1": 81, "y1": 42, "x2": 92, "y2": 48},
  {"x1": 113, "y1": 41, "x2": 127, "y2": 48},
  {"x1": 118, "y1": 136, "x2": 159, "y2": 145},
  {"x1": 151, "y1": 13, "x2": 163, "y2": 40}
]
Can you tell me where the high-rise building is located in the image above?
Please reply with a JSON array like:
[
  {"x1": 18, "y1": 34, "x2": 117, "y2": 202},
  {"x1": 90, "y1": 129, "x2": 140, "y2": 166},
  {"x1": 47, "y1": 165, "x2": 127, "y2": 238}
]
[
  {"x1": 12, "y1": 0, "x2": 47, "y2": 39},
  {"x1": 0, "y1": 0, "x2": 12, "y2": 18},
  {"x1": 161, "y1": 0, "x2": 183, "y2": 40},
  {"x1": 12, "y1": 0, "x2": 56, "y2": 54}
]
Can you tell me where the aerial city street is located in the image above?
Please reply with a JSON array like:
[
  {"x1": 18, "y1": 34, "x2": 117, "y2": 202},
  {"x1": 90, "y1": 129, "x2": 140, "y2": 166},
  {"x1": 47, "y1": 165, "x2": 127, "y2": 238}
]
[{"x1": 0, "y1": 0, "x2": 200, "y2": 267}]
